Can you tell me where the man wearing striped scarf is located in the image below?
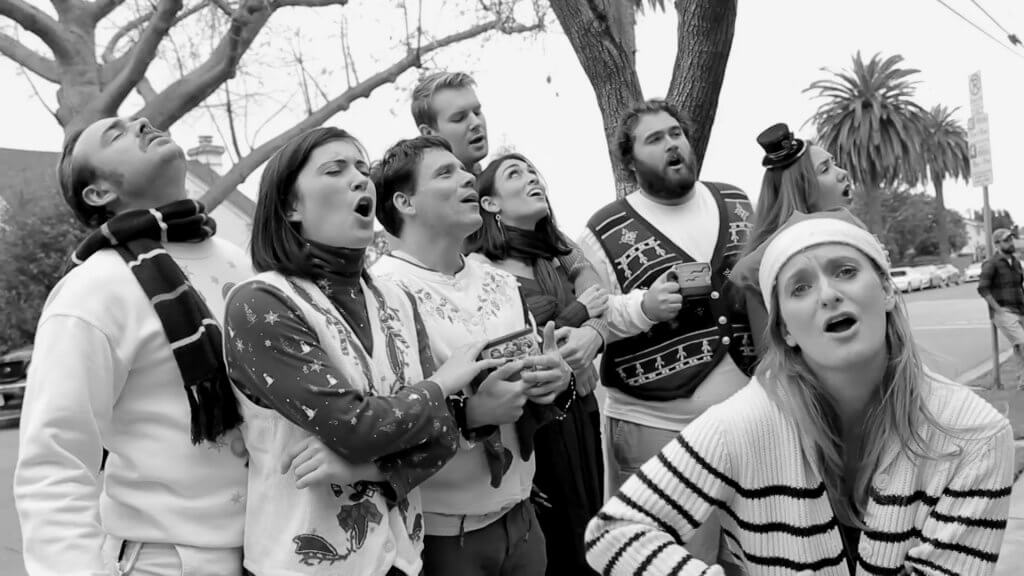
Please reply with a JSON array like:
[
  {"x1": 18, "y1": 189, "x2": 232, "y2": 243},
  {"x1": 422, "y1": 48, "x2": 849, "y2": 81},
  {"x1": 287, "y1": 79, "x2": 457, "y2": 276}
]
[{"x1": 14, "y1": 117, "x2": 252, "y2": 576}]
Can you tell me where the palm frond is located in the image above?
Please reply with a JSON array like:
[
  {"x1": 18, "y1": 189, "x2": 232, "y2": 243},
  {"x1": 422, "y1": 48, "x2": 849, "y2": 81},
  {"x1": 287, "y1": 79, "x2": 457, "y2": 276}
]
[
  {"x1": 633, "y1": 0, "x2": 667, "y2": 13},
  {"x1": 922, "y1": 104, "x2": 970, "y2": 182},
  {"x1": 804, "y1": 52, "x2": 928, "y2": 188}
]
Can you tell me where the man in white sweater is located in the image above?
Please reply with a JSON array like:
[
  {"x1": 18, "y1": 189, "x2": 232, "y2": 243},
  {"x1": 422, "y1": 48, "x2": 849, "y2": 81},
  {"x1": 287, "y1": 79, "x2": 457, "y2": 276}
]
[
  {"x1": 371, "y1": 135, "x2": 573, "y2": 576},
  {"x1": 14, "y1": 117, "x2": 251, "y2": 576}
]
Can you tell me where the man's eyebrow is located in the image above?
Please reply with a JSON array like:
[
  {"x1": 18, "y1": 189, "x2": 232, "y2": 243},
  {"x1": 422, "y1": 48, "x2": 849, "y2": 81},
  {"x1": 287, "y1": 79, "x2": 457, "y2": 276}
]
[
  {"x1": 100, "y1": 119, "x2": 125, "y2": 143},
  {"x1": 643, "y1": 129, "x2": 664, "y2": 142},
  {"x1": 434, "y1": 161, "x2": 458, "y2": 176}
]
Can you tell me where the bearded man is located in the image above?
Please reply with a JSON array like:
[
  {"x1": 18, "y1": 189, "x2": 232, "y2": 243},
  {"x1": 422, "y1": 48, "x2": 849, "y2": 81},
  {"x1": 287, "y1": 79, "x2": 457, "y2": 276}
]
[{"x1": 578, "y1": 99, "x2": 756, "y2": 573}]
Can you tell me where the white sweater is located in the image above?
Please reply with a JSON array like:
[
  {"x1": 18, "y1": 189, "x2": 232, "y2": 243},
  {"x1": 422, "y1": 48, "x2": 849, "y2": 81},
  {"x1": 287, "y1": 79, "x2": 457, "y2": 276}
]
[
  {"x1": 372, "y1": 253, "x2": 536, "y2": 535},
  {"x1": 14, "y1": 239, "x2": 252, "y2": 576},
  {"x1": 585, "y1": 375, "x2": 1014, "y2": 575}
]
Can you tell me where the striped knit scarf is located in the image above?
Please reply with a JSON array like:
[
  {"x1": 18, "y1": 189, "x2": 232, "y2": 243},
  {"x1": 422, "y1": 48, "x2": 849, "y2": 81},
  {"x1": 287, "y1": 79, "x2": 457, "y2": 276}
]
[{"x1": 65, "y1": 199, "x2": 242, "y2": 444}]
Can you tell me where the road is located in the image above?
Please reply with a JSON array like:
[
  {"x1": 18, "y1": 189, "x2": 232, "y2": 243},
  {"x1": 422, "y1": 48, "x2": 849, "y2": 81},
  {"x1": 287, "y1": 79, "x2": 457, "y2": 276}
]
[
  {"x1": 0, "y1": 281, "x2": 1007, "y2": 575},
  {"x1": 902, "y1": 282, "x2": 1009, "y2": 381},
  {"x1": 0, "y1": 423, "x2": 23, "y2": 576}
]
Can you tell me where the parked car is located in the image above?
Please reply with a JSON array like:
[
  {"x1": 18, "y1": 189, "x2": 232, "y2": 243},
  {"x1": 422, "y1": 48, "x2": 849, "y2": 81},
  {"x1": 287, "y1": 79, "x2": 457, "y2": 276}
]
[
  {"x1": 913, "y1": 265, "x2": 943, "y2": 289},
  {"x1": 0, "y1": 344, "x2": 30, "y2": 424},
  {"x1": 890, "y1": 267, "x2": 923, "y2": 292},
  {"x1": 936, "y1": 264, "x2": 961, "y2": 286},
  {"x1": 963, "y1": 262, "x2": 983, "y2": 282}
]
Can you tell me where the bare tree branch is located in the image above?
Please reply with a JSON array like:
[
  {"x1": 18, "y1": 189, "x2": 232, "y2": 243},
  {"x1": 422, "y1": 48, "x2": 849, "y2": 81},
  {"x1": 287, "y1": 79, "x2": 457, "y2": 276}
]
[
  {"x1": 133, "y1": 0, "x2": 275, "y2": 127},
  {"x1": 200, "y1": 104, "x2": 239, "y2": 164},
  {"x1": 293, "y1": 45, "x2": 314, "y2": 114},
  {"x1": 290, "y1": 40, "x2": 330, "y2": 103},
  {"x1": 0, "y1": 0, "x2": 71, "y2": 58},
  {"x1": 275, "y1": 0, "x2": 349, "y2": 7},
  {"x1": 0, "y1": 30, "x2": 58, "y2": 81},
  {"x1": 222, "y1": 82, "x2": 244, "y2": 160},
  {"x1": 136, "y1": 76, "x2": 158, "y2": 101},
  {"x1": 304, "y1": 66, "x2": 331, "y2": 103},
  {"x1": 16, "y1": 63, "x2": 58, "y2": 120},
  {"x1": 92, "y1": 0, "x2": 183, "y2": 116},
  {"x1": 101, "y1": 0, "x2": 207, "y2": 80},
  {"x1": 103, "y1": 9, "x2": 150, "y2": 64},
  {"x1": 92, "y1": 0, "x2": 128, "y2": 22},
  {"x1": 133, "y1": 0, "x2": 348, "y2": 128},
  {"x1": 209, "y1": 0, "x2": 231, "y2": 16},
  {"x1": 249, "y1": 91, "x2": 297, "y2": 146},
  {"x1": 200, "y1": 16, "x2": 537, "y2": 209},
  {"x1": 340, "y1": 14, "x2": 357, "y2": 87}
]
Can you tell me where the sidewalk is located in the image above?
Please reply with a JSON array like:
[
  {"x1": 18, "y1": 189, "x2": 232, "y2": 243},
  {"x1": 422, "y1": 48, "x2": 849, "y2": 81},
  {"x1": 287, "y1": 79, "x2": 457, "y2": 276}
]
[
  {"x1": 996, "y1": 441, "x2": 1024, "y2": 576},
  {"x1": 970, "y1": 370, "x2": 1024, "y2": 574}
]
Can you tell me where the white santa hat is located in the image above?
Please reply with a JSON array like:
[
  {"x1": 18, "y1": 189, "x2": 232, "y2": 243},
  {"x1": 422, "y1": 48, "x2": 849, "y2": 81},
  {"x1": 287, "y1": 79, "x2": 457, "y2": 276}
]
[{"x1": 758, "y1": 215, "x2": 890, "y2": 312}]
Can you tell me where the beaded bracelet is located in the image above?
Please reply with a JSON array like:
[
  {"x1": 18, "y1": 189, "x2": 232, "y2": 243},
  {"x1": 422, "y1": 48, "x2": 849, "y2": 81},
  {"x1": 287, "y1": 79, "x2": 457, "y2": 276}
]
[{"x1": 554, "y1": 373, "x2": 577, "y2": 421}]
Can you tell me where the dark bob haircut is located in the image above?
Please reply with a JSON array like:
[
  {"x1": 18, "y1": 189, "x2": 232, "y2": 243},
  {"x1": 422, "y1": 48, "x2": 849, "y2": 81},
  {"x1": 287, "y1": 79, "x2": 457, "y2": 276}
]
[
  {"x1": 251, "y1": 126, "x2": 367, "y2": 277},
  {"x1": 372, "y1": 135, "x2": 453, "y2": 238},
  {"x1": 57, "y1": 125, "x2": 113, "y2": 229},
  {"x1": 465, "y1": 152, "x2": 570, "y2": 261},
  {"x1": 614, "y1": 99, "x2": 695, "y2": 184}
]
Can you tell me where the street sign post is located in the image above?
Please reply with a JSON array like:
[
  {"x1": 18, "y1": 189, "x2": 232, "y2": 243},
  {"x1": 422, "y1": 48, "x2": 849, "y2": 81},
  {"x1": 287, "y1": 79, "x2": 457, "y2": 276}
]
[
  {"x1": 968, "y1": 71, "x2": 1001, "y2": 388},
  {"x1": 968, "y1": 113, "x2": 994, "y2": 187},
  {"x1": 969, "y1": 71, "x2": 984, "y2": 116}
]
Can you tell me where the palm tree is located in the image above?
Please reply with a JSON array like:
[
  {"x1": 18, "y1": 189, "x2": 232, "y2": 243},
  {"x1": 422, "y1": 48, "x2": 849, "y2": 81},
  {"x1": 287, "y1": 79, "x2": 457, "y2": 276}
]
[
  {"x1": 805, "y1": 52, "x2": 929, "y2": 234},
  {"x1": 923, "y1": 105, "x2": 971, "y2": 262}
]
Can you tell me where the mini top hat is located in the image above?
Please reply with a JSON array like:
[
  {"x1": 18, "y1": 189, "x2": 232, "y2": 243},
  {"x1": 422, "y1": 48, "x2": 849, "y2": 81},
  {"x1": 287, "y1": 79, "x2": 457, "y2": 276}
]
[{"x1": 757, "y1": 122, "x2": 807, "y2": 169}]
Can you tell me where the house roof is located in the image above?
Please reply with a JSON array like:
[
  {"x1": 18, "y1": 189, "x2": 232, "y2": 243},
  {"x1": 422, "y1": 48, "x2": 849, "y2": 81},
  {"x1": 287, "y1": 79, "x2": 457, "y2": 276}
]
[
  {"x1": 184, "y1": 160, "x2": 255, "y2": 218},
  {"x1": 0, "y1": 147, "x2": 59, "y2": 210},
  {"x1": 0, "y1": 147, "x2": 254, "y2": 219}
]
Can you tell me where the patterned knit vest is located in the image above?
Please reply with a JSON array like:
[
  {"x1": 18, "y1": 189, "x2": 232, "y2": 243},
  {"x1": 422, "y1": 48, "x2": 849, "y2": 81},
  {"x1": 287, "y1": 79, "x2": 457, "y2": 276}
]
[{"x1": 586, "y1": 182, "x2": 757, "y2": 400}]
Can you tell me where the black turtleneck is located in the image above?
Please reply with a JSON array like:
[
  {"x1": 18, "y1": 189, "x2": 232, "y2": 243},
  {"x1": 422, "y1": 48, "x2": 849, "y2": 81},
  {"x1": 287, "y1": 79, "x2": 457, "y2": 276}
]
[{"x1": 308, "y1": 241, "x2": 372, "y2": 354}]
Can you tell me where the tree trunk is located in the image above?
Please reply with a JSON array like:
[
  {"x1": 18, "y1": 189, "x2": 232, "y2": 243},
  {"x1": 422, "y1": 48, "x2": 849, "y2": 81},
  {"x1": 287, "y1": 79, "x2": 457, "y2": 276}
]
[
  {"x1": 549, "y1": 0, "x2": 642, "y2": 198},
  {"x1": 932, "y1": 167, "x2": 951, "y2": 263},
  {"x1": 550, "y1": 0, "x2": 736, "y2": 198},
  {"x1": 864, "y1": 184, "x2": 883, "y2": 236},
  {"x1": 665, "y1": 0, "x2": 736, "y2": 174},
  {"x1": 54, "y1": 10, "x2": 107, "y2": 131}
]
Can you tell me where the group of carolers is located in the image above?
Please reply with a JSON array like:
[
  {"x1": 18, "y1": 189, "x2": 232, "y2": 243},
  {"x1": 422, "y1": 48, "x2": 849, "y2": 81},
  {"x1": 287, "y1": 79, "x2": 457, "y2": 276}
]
[{"x1": 14, "y1": 70, "x2": 1014, "y2": 576}]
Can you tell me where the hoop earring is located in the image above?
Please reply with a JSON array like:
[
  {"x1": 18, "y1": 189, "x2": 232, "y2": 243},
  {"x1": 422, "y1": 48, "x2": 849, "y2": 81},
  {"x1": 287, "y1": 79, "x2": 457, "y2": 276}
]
[{"x1": 495, "y1": 213, "x2": 506, "y2": 240}]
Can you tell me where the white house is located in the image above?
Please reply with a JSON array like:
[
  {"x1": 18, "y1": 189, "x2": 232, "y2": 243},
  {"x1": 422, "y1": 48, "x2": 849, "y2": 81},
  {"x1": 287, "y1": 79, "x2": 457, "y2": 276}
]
[
  {"x1": 959, "y1": 218, "x2": 986, "y2": 261},
  {"x1": 183, "y1": 135, "x2": 254, "y2": 249}
]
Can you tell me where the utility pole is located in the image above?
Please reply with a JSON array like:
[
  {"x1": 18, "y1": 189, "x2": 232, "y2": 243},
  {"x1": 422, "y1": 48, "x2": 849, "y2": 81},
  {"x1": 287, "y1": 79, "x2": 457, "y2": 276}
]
[{"x1": 968, "y1": 71, "x2": 1000, "y2": 389}]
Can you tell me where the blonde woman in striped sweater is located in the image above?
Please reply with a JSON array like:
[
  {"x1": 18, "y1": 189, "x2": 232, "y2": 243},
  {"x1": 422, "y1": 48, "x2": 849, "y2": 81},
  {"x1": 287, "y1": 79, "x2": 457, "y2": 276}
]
[{"x1": 585, "y1": 211, "x2": 1014, "y2": 575}]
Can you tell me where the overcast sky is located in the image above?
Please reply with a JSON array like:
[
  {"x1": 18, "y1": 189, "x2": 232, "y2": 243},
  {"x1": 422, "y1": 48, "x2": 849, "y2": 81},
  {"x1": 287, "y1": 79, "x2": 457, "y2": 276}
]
[{"x1": 1, "y1": 0, "x2": 1022, "y2": 238}]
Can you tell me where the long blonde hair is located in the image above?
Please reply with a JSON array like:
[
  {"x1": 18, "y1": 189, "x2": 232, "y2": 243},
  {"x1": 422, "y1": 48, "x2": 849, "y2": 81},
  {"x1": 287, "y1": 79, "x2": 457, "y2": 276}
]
[{"x1": 756, "y1": 270, "x2": 954, "y2": 528}]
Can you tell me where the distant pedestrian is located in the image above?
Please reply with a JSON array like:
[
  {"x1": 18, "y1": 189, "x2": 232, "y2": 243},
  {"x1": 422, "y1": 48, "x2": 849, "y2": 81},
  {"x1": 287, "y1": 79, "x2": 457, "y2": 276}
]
[{"x1": 978, "y1": 227, "x2": 1024, "y2": 389}]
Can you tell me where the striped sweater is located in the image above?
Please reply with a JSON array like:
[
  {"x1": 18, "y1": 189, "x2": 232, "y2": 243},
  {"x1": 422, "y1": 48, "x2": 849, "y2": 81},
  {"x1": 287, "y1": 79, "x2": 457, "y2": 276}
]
[{"x1": 585, "y1": 375, "x2": 1015, "y2": 575}]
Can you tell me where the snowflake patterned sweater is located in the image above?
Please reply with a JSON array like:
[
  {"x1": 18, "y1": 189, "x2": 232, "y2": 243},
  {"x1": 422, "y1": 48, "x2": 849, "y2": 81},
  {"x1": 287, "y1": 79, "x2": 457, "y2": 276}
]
[
  {"x1": 224, "y1": 270, "x2": 459, "y2": 576},
  {"x1": 585, "y1": 376, "x2": 1014, "y2": 576}
]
